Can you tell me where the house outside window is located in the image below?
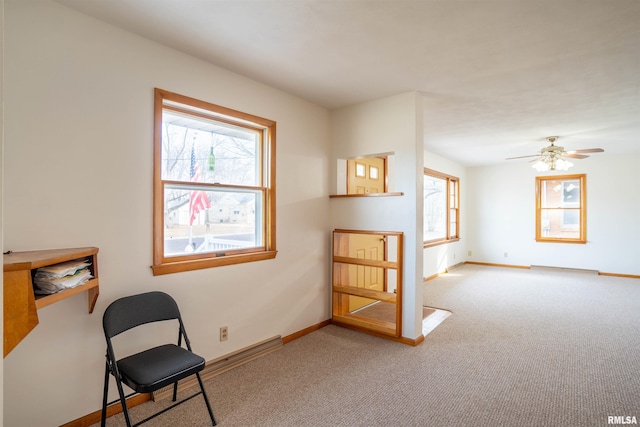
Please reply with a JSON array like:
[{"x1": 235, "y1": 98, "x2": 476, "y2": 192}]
[
  {"x1": 424, "y1": 168, "x2": 460, "y2": 247},
  {"x1": 152, "y1": 89, "x2": 276, "y2": 275},
  {"x1": 536, "y1": 174, "x2": 586, "y2": 243}
]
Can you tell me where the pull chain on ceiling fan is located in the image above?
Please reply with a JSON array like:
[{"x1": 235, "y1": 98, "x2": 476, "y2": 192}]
[{"x1": 506, "y1": 136, "x2": 604, "y2": 171}]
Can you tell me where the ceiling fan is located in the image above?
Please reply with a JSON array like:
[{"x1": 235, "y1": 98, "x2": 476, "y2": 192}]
[{"x1": 506, "y1": 136, "x2": 604, "y2": 171}]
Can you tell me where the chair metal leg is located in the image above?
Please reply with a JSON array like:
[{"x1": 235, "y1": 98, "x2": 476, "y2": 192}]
[
  {"x1": 101, "y1": 363, "x2": 110, "y2": 427},
  {"x1": 172, "y1": 381, "x2": 178, "y2": 401},
  {"x1": 114, "y1": 376, "x2": 133, "y2": 427},
  {"x1": 195, "y1": 372, "x2": 217, "y2": 426}
]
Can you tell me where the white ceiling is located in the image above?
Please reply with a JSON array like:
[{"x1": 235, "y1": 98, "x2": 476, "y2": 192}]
[{"x1": 55, "y1": 0, "x2": 640, "y2": 166}]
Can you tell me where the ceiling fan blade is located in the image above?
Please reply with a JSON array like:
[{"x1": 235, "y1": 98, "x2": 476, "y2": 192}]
[
  {"x1": 505, "y1": 154, "x2": 540, "y2": 160},
  {"x1": 563, "y1": 153, "x2": 589, "y2": 159},
  {"x1": 567, "y1": 148, "x2": 604, "y2": 154}
]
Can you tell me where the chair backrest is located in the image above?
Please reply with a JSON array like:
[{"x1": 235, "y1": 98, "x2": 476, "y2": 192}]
[{"x1": 103, "y1": 291, "x2": 182, "y2": 339}]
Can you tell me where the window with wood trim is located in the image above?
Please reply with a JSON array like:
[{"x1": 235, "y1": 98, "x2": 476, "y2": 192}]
[
  {"x1": 152, "y1": 88, "x2": 276, "y2": 275},
  {"x1": 536, "y1": 174, "x2": 586, "y2": 244},
  {"x1": 423, "y1": 168, "x2": 459, "y2": 246}
]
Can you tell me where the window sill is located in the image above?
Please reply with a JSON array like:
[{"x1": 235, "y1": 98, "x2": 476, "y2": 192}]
[
  {"x1": 423, "y1": 238, "x2": 460, "y2": 248},
  {"x1": 152, "y1": 250, "x2": 277, "y2": 275},
  {"x1": 535, "y1": 238, "x2": 586, "y2": 244}
]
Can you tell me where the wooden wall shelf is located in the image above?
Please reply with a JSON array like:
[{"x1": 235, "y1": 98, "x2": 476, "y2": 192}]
[{"x1": 3, "y1": 247, "x2": 99, "y2": 357}]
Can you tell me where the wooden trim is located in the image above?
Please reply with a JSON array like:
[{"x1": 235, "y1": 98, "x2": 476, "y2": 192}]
[
  {"x1": 534, "y1": 238, "x2": 587, "y2": 244},
  {"x1": 152, "y1": 250, "x2": 277, "y2": 275},
  {"x1": 598, "y1": 272, "x2": 640, "y2": 279},
  {"x1": 152, "y1": 88, "x2": 277, "y2": 275},
  {"x1": 464, "y1": 261, "x2": 530, "y2": 270},
  {"x1": 331, "y1": 230, "x2": 404, "y2": 338},
  {"x1": 535, "y1": 174, "x2": 586, "y2": 244},
  {"x1": 157, "y1": 88, "x2": 276, "y2": 128},
  {"x1": 162, "y1": 180, "x2": 267, "y2": 192},
  {"x1": 400, "y1": 334, "x2": 425, "y2": 346},
  {"x1": 423, "y1": 168, "x2": 460, "y2": 243},
  {"x1": 423, "y1": 262, "x2": 465, "y2": 282},
  {"x1": 65, "y1": 317, "x2": 432, "y2": 426},
  {"x1": 282, "y1": 320, "x2": 331, "y2": 344},
  {"x1": 423, "y1": 237, "x2": 460, "y2": 248},
  {"x1": 60, "y1": 393, "x2": 151, "y2": 427},
  {"x1": 464, "y1": 262, "x2": 639, "y2": 279},
  {"x1": 267, "y1": 122, "x2": 277, "y2": 252},
  {"x1": 64, "y1": 320, "x2": 329, "y2": 426},
  {"x1": 333, "y1": 286, "x2": 397, "y2": 303},
  {"x1": 153, "y1": 336, "x2": 284, "y2": 402},
  {"x1": 331, "y1": 320, "x2": 424, "y2": 346},
  {"x1": 334, "y1": 229, "x2": 401, "y2": 236},
  {"x1": 35, "y1": 278, "x2": 99, "y2": 310},
  {"x1": 3, "y1": 247, "x2": 99, "y2": 271},
  {"x1": 333, "y1": 256, "x2": 399, "y2": 269},
  {"x1": 163, "y1": 104, "x2": 267, "y2": 133},
  {"x1": 332, "y1": 315, "x2": 396, "y2": 336},
  {"x1": 329, "y1": 192, "x2": 403, "y2": 198},
  {"x1": 152, "y1": 89, "x2": 164, "y2": 269},
  {"x1": 423, "y1": 168, "x2": 458, "y2": 181}
]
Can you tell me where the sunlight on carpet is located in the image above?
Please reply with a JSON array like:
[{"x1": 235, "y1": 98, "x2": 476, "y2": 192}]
[
  {"x1": 422, "y1": 307, "x2": 451, "y2": 336},
  {"x1": 351, "y1": 303, "x2": 450, "y2": 336}
]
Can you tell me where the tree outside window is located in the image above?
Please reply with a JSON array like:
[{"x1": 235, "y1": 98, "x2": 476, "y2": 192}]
[{"x1": 153, "y1": 89, "x2": 276, "y2": 275}]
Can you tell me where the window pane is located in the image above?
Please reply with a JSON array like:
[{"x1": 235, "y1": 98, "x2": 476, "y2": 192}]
[
  {"x1": 562, "y1": 209, "x2": 579, "y2": 227},
  {"x1": 540, "y1": 209, "x2": 581, "y2": 239},
  {"x1": 163, "y1": 186, "x2": 263, "y2": 258},
  {"x1": 562, "y1": 180, "x2": 580, "y2": 206},
  {"x1": 161, "y1": 110, "x2": 260, "y2": 186},
  {"x1": 540, "y1": 180, "x2": 561, "y2": 208},
  {"x1": 540, "y1": 179, "x2": 580, "y2": 208},
  {"x1": 449, "y1": 208, "x2": 458, "y2": 237},
  {"x1": 449, "y1": 180, "x2": 457, "y2": 208},
  {"x1": 536, "y1": 174, "x2": 586, "y2": 243},
  {"x1": 424, "y1": 176, "x2": 446, "y2": 241}
]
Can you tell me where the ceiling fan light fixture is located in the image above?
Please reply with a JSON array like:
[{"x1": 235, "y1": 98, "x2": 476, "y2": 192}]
[
  {"x1": 554, "y1": 158, "x2": 574, "y2": 171},
  {"x1": 532, "y1": 152, "x2": 573, "y2": 172},
  {"x1": 532, "y1": 160, "x2": 550, "y2": 171},
  {"x1": 511, "y1": 136, "x2": 602, "y2": 171}
]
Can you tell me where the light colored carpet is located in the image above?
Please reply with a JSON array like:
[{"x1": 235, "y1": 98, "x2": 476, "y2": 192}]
[{"x1": 95, "y1": 264, "x2": 640, "y2": 426}]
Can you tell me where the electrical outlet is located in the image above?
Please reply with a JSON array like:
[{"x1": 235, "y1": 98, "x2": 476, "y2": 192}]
[
  {"x1": 220, "y1": 326, "x2": 228, "y2": 341},
  {"x1": 504, "y1": 252, "x2": 508, "y2": 258},
  {"x1": 468, "y1": 251, "x2": 472, "y2": 256}
]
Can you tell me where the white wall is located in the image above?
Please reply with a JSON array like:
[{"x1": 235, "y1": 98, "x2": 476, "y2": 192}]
[
  {"x1": 1, "y1": 0, "x2": 5, "y2": 423},
  {"x1": 465, "y1": 153, "x2": 640, "y2": 275},
  {"x1": 3, "y1": 1, "x2": 330, "y2": 425},
  {"x1": 330, "y1": 92, "x2": 424, "y2": 340},
  {"x1": 422, "y1": 150, "x2": 467, "y2": 279}
]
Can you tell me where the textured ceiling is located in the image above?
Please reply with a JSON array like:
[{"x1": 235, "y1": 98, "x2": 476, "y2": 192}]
[{"x1": 55, "y1": 0, "x2": 640, "y2": 166}]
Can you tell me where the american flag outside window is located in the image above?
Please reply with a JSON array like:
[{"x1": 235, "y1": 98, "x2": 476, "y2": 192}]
[{"x1": 189, "y1": 144, "x2": 210, "y2": 225}]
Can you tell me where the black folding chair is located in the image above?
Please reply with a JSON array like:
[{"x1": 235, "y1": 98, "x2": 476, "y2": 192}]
[{"x1": 101, "y1": 291, "x2": 217, "y2": 426}]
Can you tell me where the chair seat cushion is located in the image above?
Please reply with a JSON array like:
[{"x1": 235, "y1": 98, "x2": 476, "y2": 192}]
[{"x1": 117, "y1": 344, "x2": 205, "y2": 393}]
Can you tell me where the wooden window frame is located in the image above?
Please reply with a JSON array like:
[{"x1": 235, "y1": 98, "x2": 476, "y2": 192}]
[
  {"x1": 535, "y1": 174, "x2": 586, "y2": 244},
  {"x1": 152, "y1": 88, "x2": 276, "y2": 275},
  {"x1": 423, "y1": 168, "x2": 460, "y2": 248}
]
